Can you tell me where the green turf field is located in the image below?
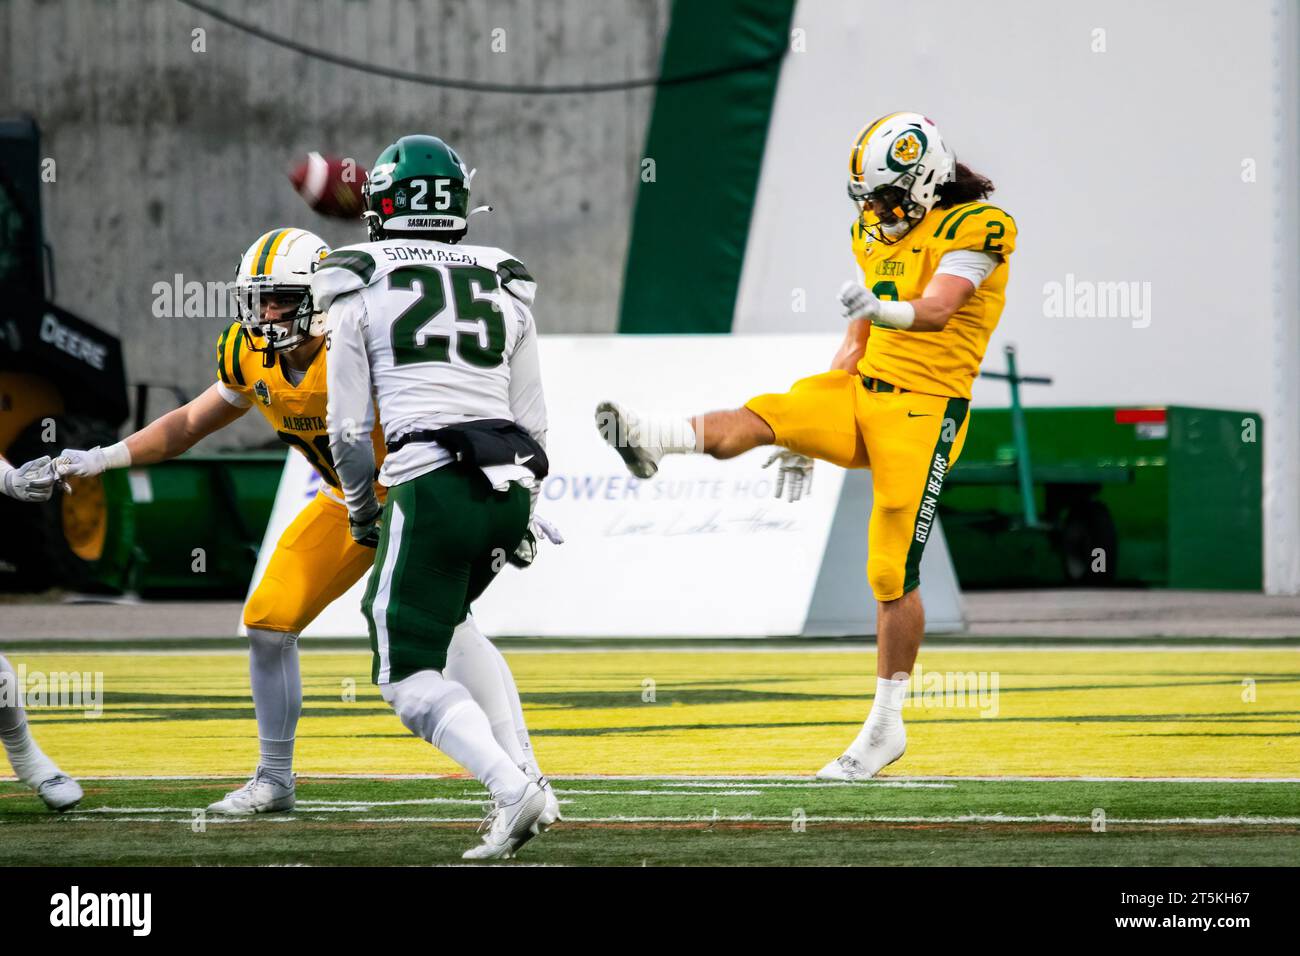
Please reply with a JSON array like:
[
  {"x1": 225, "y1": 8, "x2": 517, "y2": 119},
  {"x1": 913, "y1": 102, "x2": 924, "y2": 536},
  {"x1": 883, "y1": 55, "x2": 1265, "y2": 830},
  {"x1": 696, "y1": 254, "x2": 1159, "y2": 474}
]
[
  {"x1": 3, "y1": 776, "x2": 1298, "y2": 866},
  {"x1": 2, "y1": 643, "x2": 1297, "y2": 865}
]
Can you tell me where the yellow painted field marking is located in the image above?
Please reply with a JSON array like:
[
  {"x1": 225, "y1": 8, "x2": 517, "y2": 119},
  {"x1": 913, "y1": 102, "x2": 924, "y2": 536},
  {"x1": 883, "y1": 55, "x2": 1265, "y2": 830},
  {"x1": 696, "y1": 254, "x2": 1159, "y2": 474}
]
[{"x1": 9, "y1": 650, "x2": 1295, "y2": 778}]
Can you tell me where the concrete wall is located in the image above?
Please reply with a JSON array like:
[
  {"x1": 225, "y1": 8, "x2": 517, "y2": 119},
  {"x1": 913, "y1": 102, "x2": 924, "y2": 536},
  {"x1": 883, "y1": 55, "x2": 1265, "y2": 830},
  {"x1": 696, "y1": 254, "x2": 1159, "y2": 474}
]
[{"x1": 0, "y1": 0, "x2": 668, "y2": 448}]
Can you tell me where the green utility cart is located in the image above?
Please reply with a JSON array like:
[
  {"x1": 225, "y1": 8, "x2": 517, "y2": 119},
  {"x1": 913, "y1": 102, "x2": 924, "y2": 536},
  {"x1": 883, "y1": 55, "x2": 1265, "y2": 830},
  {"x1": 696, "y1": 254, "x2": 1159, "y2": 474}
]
[
  {"x1": 942, "y1": 403, "x2": 1262, "y2": 590},
  {"x1": 125, "y1": 450, "x2": 286, "y2": 597}
]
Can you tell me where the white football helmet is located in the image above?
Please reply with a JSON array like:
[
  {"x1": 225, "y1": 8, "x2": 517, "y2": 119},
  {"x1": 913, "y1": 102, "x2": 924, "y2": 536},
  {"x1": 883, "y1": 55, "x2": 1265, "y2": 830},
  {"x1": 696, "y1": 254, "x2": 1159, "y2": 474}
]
[
  {"x1": 847, "y1": 112, "x2": 956, "y2": 243},
  {"x1": 234, "y1": 227, "x2": 330, "y2": 364}
]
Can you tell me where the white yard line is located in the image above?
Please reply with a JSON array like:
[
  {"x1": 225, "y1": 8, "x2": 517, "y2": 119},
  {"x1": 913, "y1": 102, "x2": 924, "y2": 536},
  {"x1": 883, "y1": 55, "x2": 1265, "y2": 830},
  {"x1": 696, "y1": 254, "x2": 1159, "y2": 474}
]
[
  {"x1": 294, "y1": 798, "x2": 488, "y2": 807},
  {"x1": 30, "y1": 813, "x2": 1300, "y2": 827},
  {"x1": 79, "y1": 799, "x2": 492, "y2": 812},
  {"x1": 596, "y1": 780, "x2": 956, "y2": 789}
]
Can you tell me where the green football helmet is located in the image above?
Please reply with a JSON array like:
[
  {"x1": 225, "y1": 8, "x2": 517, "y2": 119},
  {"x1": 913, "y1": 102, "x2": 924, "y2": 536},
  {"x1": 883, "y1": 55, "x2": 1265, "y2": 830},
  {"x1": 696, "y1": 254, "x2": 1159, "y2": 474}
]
[{"x1": 361, "y1": 135, "x2": 474, "y2": 242}]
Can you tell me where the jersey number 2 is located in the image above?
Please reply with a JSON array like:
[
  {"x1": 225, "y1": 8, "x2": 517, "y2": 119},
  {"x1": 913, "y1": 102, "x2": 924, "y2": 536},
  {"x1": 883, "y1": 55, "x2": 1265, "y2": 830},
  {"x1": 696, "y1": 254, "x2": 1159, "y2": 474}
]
[{"x1": 389, "y1": 264, "x2": 506, "y2": 368}]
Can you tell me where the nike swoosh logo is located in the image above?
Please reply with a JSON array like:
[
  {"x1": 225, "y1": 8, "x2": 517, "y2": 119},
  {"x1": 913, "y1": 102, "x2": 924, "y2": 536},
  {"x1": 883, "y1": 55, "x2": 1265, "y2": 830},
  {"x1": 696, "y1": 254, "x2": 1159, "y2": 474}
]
[
  {"x1": 514, "y1": 453, "x2": 534, "y2": 465},
  {"x1": 911, "y1": 248, "x2": 922, "y2": 253},
  {"x1": 906, "y1": 412, "x2": 932, "y2": 418}
]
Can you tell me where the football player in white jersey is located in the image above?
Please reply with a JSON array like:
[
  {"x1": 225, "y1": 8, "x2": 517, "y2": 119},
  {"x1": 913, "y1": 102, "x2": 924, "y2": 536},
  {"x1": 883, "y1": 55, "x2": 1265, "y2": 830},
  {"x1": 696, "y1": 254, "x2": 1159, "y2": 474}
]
[
  {"x1": 318, "y1": 135, "x2": 552, "y2": 860},
  {"x1": 50, "y1": 228, "x2": 558, "y2": 824},
  {"x1": 0, "y1": 454, "x2": 84, "y2": 810}
]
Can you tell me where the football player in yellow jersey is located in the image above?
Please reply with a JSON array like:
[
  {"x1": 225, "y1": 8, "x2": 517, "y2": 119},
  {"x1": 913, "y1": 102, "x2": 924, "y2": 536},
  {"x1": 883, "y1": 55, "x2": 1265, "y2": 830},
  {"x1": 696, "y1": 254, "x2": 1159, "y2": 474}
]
[
  {"x1": 54, "y1": 227, "x2": 558, "y2": 820},
  {"x1": 597, "y1": 112, "x2": 1015, "y2": 780}
]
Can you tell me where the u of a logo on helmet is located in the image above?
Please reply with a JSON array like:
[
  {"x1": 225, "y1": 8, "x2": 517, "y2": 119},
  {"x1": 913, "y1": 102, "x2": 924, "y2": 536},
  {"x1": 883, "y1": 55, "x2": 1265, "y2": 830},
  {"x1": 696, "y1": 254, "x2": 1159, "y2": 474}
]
[{"x1": 891, "y1": 131, "x2": 924, "y2": 166}]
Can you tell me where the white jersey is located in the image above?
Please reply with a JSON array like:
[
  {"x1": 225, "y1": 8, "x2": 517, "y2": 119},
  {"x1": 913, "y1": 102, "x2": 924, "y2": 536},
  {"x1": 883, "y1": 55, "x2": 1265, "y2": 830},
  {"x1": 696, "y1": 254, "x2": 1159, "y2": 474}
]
[{"x1": 317, "y1": 237, "x2": 546, "y2": 519}]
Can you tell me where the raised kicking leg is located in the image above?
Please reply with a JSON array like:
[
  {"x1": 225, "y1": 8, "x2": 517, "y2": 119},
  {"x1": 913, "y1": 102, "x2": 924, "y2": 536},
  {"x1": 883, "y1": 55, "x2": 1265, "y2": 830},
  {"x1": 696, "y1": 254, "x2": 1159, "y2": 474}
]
[
  {"x1": 596, "y1": 369, "x2": 869, "y2": 491},
  {"x1": 594, "y1": 402, "x2": 775, "y2": 478},
  {"x1": 0, "y1": 654, "x2": 83, "y2": 811}
]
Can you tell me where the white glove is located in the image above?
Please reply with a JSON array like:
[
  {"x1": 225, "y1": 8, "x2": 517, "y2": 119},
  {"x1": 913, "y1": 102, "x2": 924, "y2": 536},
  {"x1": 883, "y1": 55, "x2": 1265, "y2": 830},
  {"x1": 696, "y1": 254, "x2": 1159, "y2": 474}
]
[
  {"x1": 763, "y1": 449, "x2": 814, "y2": 502},
  {"x1": 0, "y1": 456, "x2": 58, "y2": 502},
  {"x1": 838, "y1": 280, "x2": 880, "y2": 322},
  {"x1": 530, "y1": 516, "x2": 564, "y2": 546},
  {"x1": 509, "y1": 515, "x2": 564, "y2": 568},
  {"x1": 55, "y1": 447, "x2": 109, "y2": 479}
]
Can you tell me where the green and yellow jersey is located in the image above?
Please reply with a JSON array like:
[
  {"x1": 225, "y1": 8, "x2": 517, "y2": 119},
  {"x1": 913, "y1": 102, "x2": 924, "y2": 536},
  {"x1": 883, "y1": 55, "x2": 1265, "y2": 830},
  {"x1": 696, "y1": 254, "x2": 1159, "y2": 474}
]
[
  {"x1": 851, "y1": 200, "x2": 1017, "y2": 399},
  {"x1": 214, "y1": 322, "x2": 386, "y2": 498}
]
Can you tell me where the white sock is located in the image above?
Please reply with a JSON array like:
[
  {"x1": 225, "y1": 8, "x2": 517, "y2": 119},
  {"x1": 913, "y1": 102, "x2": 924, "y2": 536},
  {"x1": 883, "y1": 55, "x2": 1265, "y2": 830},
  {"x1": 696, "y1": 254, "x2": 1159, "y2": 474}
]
[
  {"x1": 491, "y1": 645, "x2": 541, "y2": 777},
  {"x1": 0, "y1": 722, "x2": 58, "y2": 784},
  {"x1": 445, "y1": 618, "x2": 526, "y2": 766},
  {"x1": 0, "y1": 654, "x2": 59, "y2": 784},
  {"x1": 382, "y1": 669, "x2": 529, "y2": 802},
  {"x1": 0, "y1": 655, "x2": 24, "y2": 736},
  {"x1": 853, "y1": 676, "x2": 910, "y2": 750},
  {"x1": 648, "y1": 416, "x2": 699, "y2": 455},
  {"x1": 247, "y1": 628, "x2": 302, "y2": 785}
]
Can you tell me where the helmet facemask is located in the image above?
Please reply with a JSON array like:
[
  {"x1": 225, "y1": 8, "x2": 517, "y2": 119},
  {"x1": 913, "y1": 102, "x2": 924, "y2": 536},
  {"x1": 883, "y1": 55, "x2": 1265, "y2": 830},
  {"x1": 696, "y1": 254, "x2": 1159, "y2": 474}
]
[
  {"x1": 231, "y1": 228, "x2": 330, "y2": 367},
  {"x1": 235, "y1": 284, "x2": 317, "y2": 367},
  {"x1": 849, "y1": 177, "x2": 927, "y2": 245}
]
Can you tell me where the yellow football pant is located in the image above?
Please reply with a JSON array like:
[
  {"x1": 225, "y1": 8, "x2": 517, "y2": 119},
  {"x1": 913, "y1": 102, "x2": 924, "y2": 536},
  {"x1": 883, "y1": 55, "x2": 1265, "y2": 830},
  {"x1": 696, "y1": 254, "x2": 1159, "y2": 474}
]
[
  {"x1": 243, "y1": 491, "x2": 377, "y2": 633},
  {"x1": 746, "y1": 370, "x2": 970, "y2": 602}
]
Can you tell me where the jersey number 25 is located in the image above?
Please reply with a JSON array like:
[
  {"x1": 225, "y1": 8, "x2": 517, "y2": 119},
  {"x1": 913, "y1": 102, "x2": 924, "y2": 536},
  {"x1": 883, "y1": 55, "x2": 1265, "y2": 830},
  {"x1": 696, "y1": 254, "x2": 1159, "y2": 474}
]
[{"x1": 389, "y1": 264, "x2": 506, "y2": 369}]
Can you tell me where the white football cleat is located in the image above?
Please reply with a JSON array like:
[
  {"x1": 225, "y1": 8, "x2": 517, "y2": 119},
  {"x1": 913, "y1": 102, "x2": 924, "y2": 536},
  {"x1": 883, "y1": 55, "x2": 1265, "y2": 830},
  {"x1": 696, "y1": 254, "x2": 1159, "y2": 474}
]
[
  {"x1": 34, "y1": 773, "x2": 84, "y2": 812},
  {"x1": 462, "y1": 782, "x2": 547, "y2": 860},
  {"x1": 207, "y1": 767, "x2": 296, "y2": 815},
  {"x1": 816, "y1": 723, "x2": 907, "y2": 781},
  {"x1": 524, "y1": 766, "x2": 561, "y2": 831},
  {"x1": 595, "y1": 401, "x2": 665, "y2": 480}
]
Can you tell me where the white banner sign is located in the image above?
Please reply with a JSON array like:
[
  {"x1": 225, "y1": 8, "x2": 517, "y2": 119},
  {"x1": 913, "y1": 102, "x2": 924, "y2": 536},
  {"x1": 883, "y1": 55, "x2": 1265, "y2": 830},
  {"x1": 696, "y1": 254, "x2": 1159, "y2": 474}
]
[{"x1": 244, "y1": 335, "x2": 962, "y2": 638}]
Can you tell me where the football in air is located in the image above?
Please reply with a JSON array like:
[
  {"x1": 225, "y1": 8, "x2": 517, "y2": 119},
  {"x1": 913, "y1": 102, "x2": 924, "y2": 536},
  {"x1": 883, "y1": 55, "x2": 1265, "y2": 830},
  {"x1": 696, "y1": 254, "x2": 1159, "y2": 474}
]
[{"x1": 288, "y1": 151, "x2": 367, "y2": 219}]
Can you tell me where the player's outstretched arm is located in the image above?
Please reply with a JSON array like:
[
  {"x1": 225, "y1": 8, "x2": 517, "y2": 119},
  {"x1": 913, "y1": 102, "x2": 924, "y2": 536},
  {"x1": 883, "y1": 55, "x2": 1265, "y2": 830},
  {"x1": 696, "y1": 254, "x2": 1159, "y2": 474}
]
[
  {"x1": 56, "y1": 384, "x2": 249, "y2": 478},
  {"x1": 0, "y1": 454, "x2": 58, "y2": 502}
]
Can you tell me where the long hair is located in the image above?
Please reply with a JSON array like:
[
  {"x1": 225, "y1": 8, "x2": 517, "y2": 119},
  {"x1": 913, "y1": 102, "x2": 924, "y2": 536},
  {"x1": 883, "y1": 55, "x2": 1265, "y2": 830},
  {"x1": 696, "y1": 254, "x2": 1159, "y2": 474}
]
[{"x1": 936, "y1": 162, "x2": 994, "y2": 208}]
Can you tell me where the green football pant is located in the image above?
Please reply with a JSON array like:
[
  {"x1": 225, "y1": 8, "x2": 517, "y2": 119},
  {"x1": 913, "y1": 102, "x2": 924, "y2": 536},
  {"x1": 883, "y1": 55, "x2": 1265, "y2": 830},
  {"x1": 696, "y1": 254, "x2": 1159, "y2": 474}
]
[{"x1": 362, "y1": 463, "x2": 530, "y2": 685}]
